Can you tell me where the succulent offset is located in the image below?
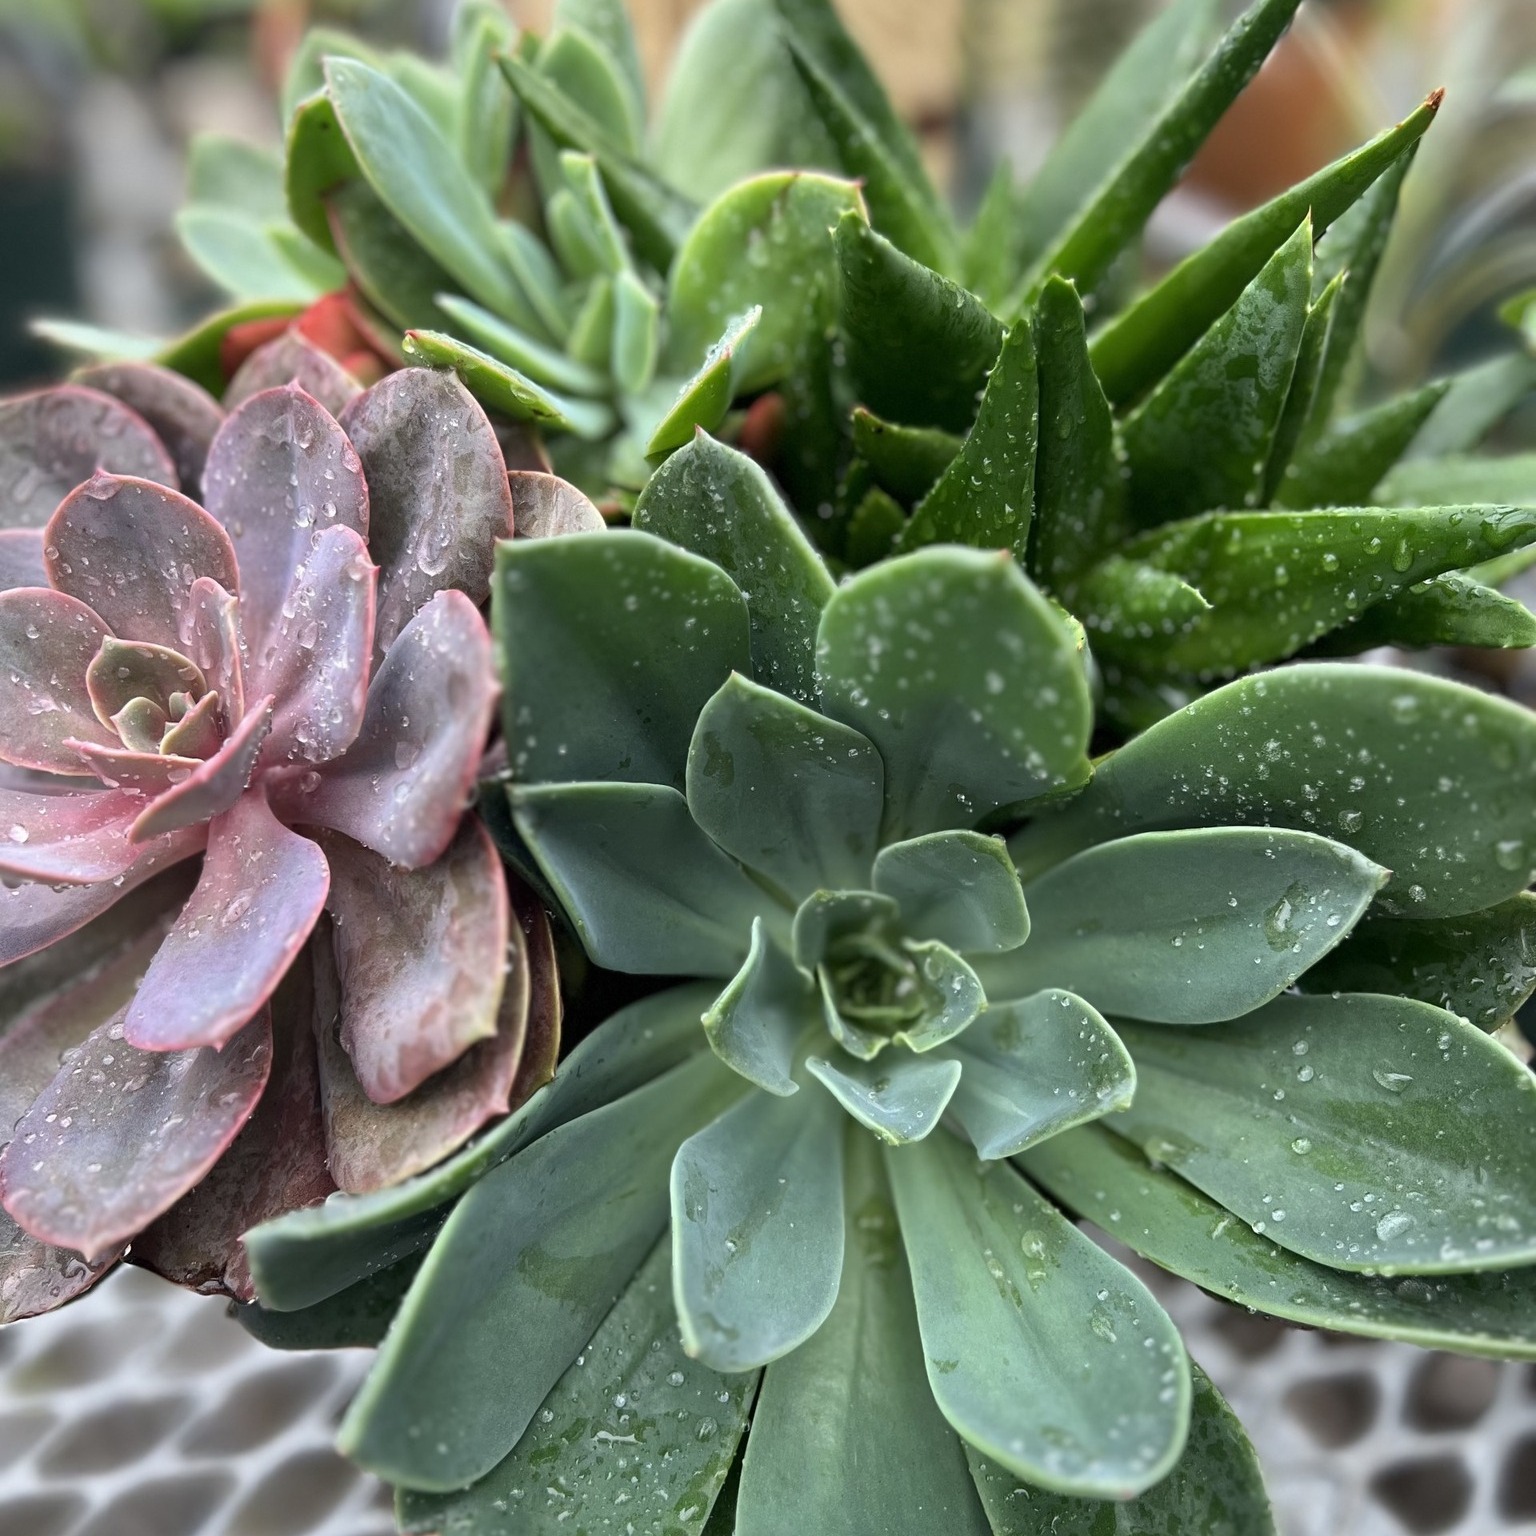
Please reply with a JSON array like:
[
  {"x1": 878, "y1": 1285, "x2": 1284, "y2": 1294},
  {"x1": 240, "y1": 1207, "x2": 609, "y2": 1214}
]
[{"x1": 0, "y1": 362, "x2": 557, "y2": 1316}]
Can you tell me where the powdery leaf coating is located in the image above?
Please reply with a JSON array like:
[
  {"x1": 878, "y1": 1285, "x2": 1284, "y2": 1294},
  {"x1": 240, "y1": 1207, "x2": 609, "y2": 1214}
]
[
  {"x1": 224, "y1": 331, "x2": 365, "y2": 420},
  {"x1": 74, "y1": 362, "x2": 224, "y2": 494},
  {"x1": 0, "y1": 587, "x2": 117, "y2": 769}
]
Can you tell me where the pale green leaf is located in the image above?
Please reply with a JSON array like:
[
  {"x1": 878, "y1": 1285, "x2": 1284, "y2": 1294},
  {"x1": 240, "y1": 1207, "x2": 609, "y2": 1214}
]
[{"x1": 871, "y1": 830, "x2": 1028, "y2": 954}]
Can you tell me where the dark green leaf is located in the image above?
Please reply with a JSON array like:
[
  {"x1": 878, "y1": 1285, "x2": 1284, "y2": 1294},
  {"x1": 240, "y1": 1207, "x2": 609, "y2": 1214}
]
[
  {"x1": 1111, "y1": 992, "x2": 1536, "y2": 1274},
  {"x1": 899, "y1": 321, "x2": 1038, "y2": 560},
  {"x1": 844, "y1": 484, "x2": 907, "y2": 567},
  {"x1": 398, "y1": 1236, "x2": 754, "y2": 1536},
  {"x1": 646, "y1": 308, "x2": 762, "y2": 460},
  {"x1": 494, "y1": 530, "x2": 751, "y2": 790},
  {"x1": 886, "y1": 1133, "x2": 1189, "y2": 1497},
  {"x1": 1261, "y1": 272, "x2": 1343, "y2": 506},
  {"x1": 1314, "y1": 570, "x2": 1536, "y2": 653},
  {"x1": 850, "y1": 408, "x2": 961, "y2": 504},
  {"x1": 806, "y1": 1053, "x2": 962, "y2": 1143},
  {"x1": 816, "y1": 547, "x2": 1092, "y2": 838},
  {"x1": 511, "y1": 782, "x2": 778, "y2": 977},
  {"x1": 704, "y1": 918, "x2": 819, "y2": 1096},
  {"x1": 328, "y1": 181, "x2": 455, "y2": 332},
  {"x1": 285, "y1": 90, "x2": 360, "y2": 253},
  {"x1": 686, "y1": 673, "x2": 883, "y2": 900},
  {"x1": 1071, "y1": 555, "x2": 1211, "y2": 650},
  {"x1": 836, "y1": 214, "x2": 1004, "y2": 434},
  {"x1": 634, "y1": 434, "x2": 835, "y2": 704},
  {"x1": 871, "y1": 830, "x2": 1029, "y2": 954},
  {"x1": 1025, "y1": 1122, "x2": 1536, "y2": 1360},
  {"x1": 234, "y1": 1254, "x2": 421, "y2": 1351},
  {"x1": 1298, "y1": 894, "x2": 1536, "y2": 1030},
  {"x1": 1011, "y1": 663, "x2": 1536, "y2": 918},
  {"x1": 338, "y1": 1051, "x2": 740, "y2": 1490}
]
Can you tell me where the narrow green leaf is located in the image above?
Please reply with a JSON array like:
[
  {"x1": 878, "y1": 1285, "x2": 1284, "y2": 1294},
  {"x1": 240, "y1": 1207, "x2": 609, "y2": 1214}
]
[
  {"x1": 511, "y1": 781, "x2": 777, "y2": 977},
  {"x1": 1124, "y1": 218, "x2": 1312, "y2": 527},
  {"x1": 433, "y1": 293, "x2": 607, "y2": 396},
  {"x1": 398, "y1": 1237, "x2": 754, "y2": 1536},
  {"x1": 176, "y1": 207, "x2": 338, "y2": 301},
  {"x1": 704, "y1": 917, "x2": 818, "y2": 1096},
  {"x1": 454, "y1": 10, "x2": 518, "y2": 203},
  {"x1": 499, "y1": 222, "x2": 573, "y2": 343},
  {"x1": 339, "y1": 1051, "x2": 740, "y2": 1490},
  {"x1": 816, "y1": 548, "x2": 1092, "y2": 838},
  {"x1": 736, "y1": 1131, "x2": 993, "y2": 1536},
  {"x1": 494, "y1": 529, "x2": 752, "y2": 789},
  {"x1": 612, "y1": 269, "x2": 660, "y2": 393},
  {"x1": 634, "y1": 435, "x2": 835, "y2": 704},
  {"x1": 402, "y1": 330, "x2": 615, "y2": 438},
  {"x1": 963, "y1": 157, "x2": 1021, "y2": 311},
  {"x1": 1010, "y1": 663, "x2": 1536, "y2": 919},
  {"x1": 667, "y1": 171, "x2": 863, "y2": 390},
  {"x1": 646, "y1": 307, "x2": 762, "y2": 460},
  {"x1": 944, "y1": 990, "x2": 1133, "y2": 1160},
  {"x1": 685, "y1": 673, "x2": 884, "y2": 900},
  {"x1": 886, "y1": 1133, "x2": 1190, "y2": 1497},
  {"x1": 567, "y1": 273, "x2": 615, "y2": 370},
  {"x1": 559, "y1": 149, "x2": 633, "y2": 274},
  {"x1": 836, "y1": 214, "x2": 1004, "y2": 434},
  {"x1": 966, "y1": 1365, "x2": 1276, "y2": 1536},
  {"x1": 1407, "y1": 352, "x2": 1536, "y2": 460},
  {"x1": 850, "y1": 408, "x2": 962, "y2": 503},
  {"x1": 1297, "y1": 894, "x2": 1536, "y2": 1030},
  {"x1": 899, "y1": 321, "x2": 1038, "y2": 559},
  {"x1": 235, "y1": 1255, "x2": 421, "y2": 1352},
  {"x1": 806, "y1": 1053, "x2": 962, "y2": 1143},
  {"x1": 1315, "y1": 570, "x2": 1536, "y2": 653},
  {"x1": 1028, "y1": 276, "x2": 1129, "y2": 591},
  {"x1": 1261, "y1": 271, "x2": 1343, "y2": 505},
  {"x1": 1089, "y1": 90, "x2": 1441, "y2": 405},
  {"x1": 1024, "y1": 0, "x2": 1303, "y2": 311},
  {"x1": 31, "y1": 319, "x2": 164, "y2": 364},
  {"x1": 1111, "y1": 992, "x2": 1536, "y2": 1274},
  {"x1": 1276, "y1": 380, "x2": 1451, "y2": 508},
  {"x1": 245, "y1": 984, "x2": 717, "y2": 1312},
  {"x1": 1025, "y1": 1122, "x2": 1536, "y2": 1360},
  {"x1": 673, "y1": 1084, "x2": 845, "y2": 1370},
  {"x1": 980, "y1": 828, "x2": 1383, "y2": 1023},
  {"x1": 556, "y1": 0, "x2": 646, "y2": 116},
  {"x1": 536, "y1": 26, "x2": 641, "y2": 151},
  {"x1": 871, "y1": 830, "x2": 1029, "y2": 954}
]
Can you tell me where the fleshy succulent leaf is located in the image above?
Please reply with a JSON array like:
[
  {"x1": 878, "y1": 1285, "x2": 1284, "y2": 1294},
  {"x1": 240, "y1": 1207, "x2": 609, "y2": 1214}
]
[
  {"x1": 703, "y1": 916, "x2": 817, "y2": 1096},
  {"x1": 72, "y1": 361, "x2": 223, "y2": 492},
  {"x1": 507, "y1": 471, "x2": 606, "y2": 538},
  {"x1": 645, "y1": 307, "x2": 762, "y2": 460},
  {"x1": 1111, "y1": 993, "x2": 1536, "y2": 1274},
  {"x1": 849, "y1": 408, "x2": 961, "y2": 504},
  {"x1": 890, "y1": 940, "x2": 985, "y2": 1051},
  {"x1": 128, "y1": 696, "x2": 275, "y2": 842},
  {"x1": 1260, "y1": 270, "x2": 1343, "y2": 506},
  {"x1": 792, "y1": 889, "x2": 900, "y2": 973},
  {"x1": 806, "y1": 1052, "x2": 961, "y2": 1144},
  {"x1": 433, "y1": 293, "x2": 606, "y2": 396},
  {"x1": 0, "y1": 588, "x2": 117, "y2": 770},
  {"x1": 224, "y1": 330, "x2": 362, "y2": 418},
  {"x1": 1315, "y1": 570, "x2": 1536, "y2": 652},
  {"x1": 0, "y1": 788, "x2": 143, "y2": 885},
  {"x1": 871, "y1": 829, "x2": 1029, "y2": 954}
]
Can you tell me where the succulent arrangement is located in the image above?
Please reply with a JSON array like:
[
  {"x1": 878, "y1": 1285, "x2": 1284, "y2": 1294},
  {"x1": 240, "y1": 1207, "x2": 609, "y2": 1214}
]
[{"x1": 6, "y1": 0, "x2": 1536, "y2": 1533}]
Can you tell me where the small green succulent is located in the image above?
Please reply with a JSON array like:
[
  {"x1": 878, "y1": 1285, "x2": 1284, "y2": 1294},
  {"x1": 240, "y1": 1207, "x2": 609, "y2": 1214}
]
[{"x1": 242, "y1": 437, "x2": 1536, "y2": 1535}]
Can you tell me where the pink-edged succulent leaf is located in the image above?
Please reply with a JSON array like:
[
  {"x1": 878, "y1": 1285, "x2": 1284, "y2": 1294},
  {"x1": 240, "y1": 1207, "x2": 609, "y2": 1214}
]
[
  {"x1": 201, "y1": 385, "x2": 369, "y2": 673},
  {"x1": 69, "y1": 742, "x2": 202, "y2": 793},
  {"x1": 277, "y1": 591, "x2": 496, "y2": 869},
  {"x1": 0, "y1": 1006, "x2": 272, "y2": 1261},
  {"x1": 46, "y1": 475, "x2": 240, "y2": 648},
  {"x1": 509, "y1": 470, "x2": 606, "y2": 539},
  {"x1": 250, "y1": 525, "x2": 376, "y2": 768},
  {"x1": 129, "y1": 697, "x2": 275, "y2": 843},
  {"x1": 74, "y1": 363, "x2": 224, "y2": 494},
  {"x1": 225, "y1": 331, "x2": 364, "y2": 420},
  {"x1": 0, "y1": 530, "x2": 47, "y2": 591},
  {"x1": 0, "y1": 587, "x2": 116, "y2": 770},
  {"x1": 124, "y1": 791, "x2": 328, "y2": 1051},
  {"x1": 131, "y1": 958, "x2": 333, "y2": 1300},
  {"x1": 339, "y1": 368, "x2": 513, "y2": 659},
  {"x1": 0, "y1": 787, "x2": 149, "y2": 885},
  {"x1": 179, "y1": 577, "x2": 244, "y2": 725},
  {"x1": 317, "y1": 820, "x2": 508, "y2": 1104},
  {"x1": 160, "y1": 690, "x2": 224, "y2": 760},
  {"x1": 85, "y1": 638, "x2": 206, "y2": 731},
  {"x1": 312, "y1": 897, "x2": 528, "y2": 1194},
  {"x1": 110, "y1": 696, "x2": 169, "y2": 753},
  {"x1": 0, "y1": 385, "x2": 177, "y2": 529},
  {"x1": 0, "y1": 825, "x2": 205, "y2": 967}
]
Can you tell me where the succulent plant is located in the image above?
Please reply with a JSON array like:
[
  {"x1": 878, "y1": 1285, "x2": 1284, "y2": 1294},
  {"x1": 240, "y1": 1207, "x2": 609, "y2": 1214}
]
[
  {"x1": 0, "y1": 363, "x2": 559, "y2": 1320},
  {"x1": 240, "y1": 436, "x2": 1536, "y2": 1534}
]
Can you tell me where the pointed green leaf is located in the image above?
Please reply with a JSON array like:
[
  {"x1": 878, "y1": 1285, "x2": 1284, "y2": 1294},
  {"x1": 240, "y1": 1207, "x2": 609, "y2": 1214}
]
[
  {"x1": 512, "y1": 782, "x2": 777, "y2": 977},
  {"x1": 667, "y1": 172, "x2": 863, "y2": 389},
  {"x1": 1298, "y1": 894, "x2": 1536, "y2": 1030},
  {"x1": 1112, "y1": 992, "x2": 1536, "y2": 1274},
  {"x1": 339, "y1": 1051, "x2": 740, "y2": 1490},
  {"x1": 434, "y1": 293, "x2": 607, "y2": 396},
  {"x1": 402, "y1": 330, "x2": 615, "y2": 437},
  {"x1": 646, "y1": 308, "x2": 762, "y2": 460},
  {"x1": 1011, "y1": 663, "x2": 1536, "y2": 918},
  {"x1": 981, "y1": 828, "x2": 1383, "y2": 1022},
  {"x1": 1124, "y1": 218, "x2": 1312, "y2": 528},
  {"x1": 1089, "y1": 90, "x2": 1441, "y2": 404},
  {"x1": 871, "y1": 830, "x2": 1029, "y2": 954},
  {"x1": 892, "y1": 941, "x2": 985, "y2": 1051},
  {"x1": 245, "y1": 984, "x2": 717, "y2": 1312},
  {"x1": 634, "y1": 435, "x2": 835, "y2": 704},
  {"x1": 966, "y1": 1364, "x2": 1275, "y2": 1536},
  {"x1": 886, "y1": 1133, "x2": 1190, "y2": 1497},
  {"x1": 32, "y1": 320, "x2": 165, "y2": 365},
  {"x1": 816, "y1": 548, "x2": 1093, "y2": 838},
  {"x1": 899, "y1": 321, "x2": 1038, "y2": 559},
  {"x1": 559, "y1": 149, "x2": 634, "y2": 274},
  {"x1": 1029, "y1": 276, "x2": 1129, "y2": 590},
  {"x1": 673, "y1": 1084, "x2": 845, "y2": 1371},
  {"x1": 1316, "y1": 569, "x2": 1536, "y2": 653},
  {"x1": 736, "y1": 1131, "x2": 993, "y2": 1536},
  {"x1": 1026, "y1": 1122, "x2": 1536, "y2": 1360},
  {"x1": 1261, "y1": 271, "x2": 1343, "y2": 505},
  {"x1": 494, "y1": 530, "x2": 752, "y2": 789},
  {"x1": 837, "y1": 213, "x2": 1004, "y2": 434},
  {"x1": 850, "y1": 408, "x2": 962, "y2": 503},
  {"x1": 612, "y1": 269, "x2": 660, "y2": 393},
  {"x1": 398, "y1": 1237, "x2": 753, "y2": 1536},
  {"x1": 1071, "y1": 555, "x2": 1211, "y2": 649},
  {"x1": 1407, "y1": 352, "x2": 1536, "y2": 460},
  {"x1": 944, "y1": 990, "x2": 1135, "y2": 1160},
  {"x1": 962, "y1": 156, "x2": 1020, "y2": 310},
  {"x1": 686, "y1": 673, "x2": 883, "y2": 899},
  {"x1": 806, "y1": 1053, "x2": 962, "y2": 1144},
  {"x1": 704, "y1": 917, "x2": 818, "y2": 1096}
]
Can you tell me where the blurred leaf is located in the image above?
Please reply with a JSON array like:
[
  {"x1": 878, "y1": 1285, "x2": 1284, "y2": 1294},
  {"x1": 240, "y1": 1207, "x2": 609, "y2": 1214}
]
[
  {"x1": 1407, "y1": 352, "x2": 1536, "y2": 460},
  {"x1": 187, "y1": 134, "x2": 287, "y2": 219},
  {"x1": 850, "y1": 408, "x2": 961, "y2": 504},
  {"x1": 1383, "y1": 453, "x2": 1536, "y2": 508}
]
